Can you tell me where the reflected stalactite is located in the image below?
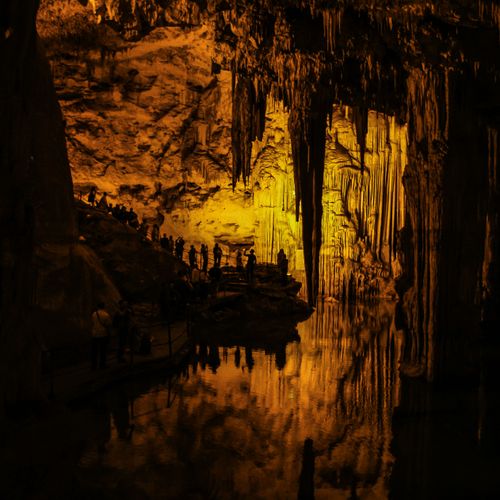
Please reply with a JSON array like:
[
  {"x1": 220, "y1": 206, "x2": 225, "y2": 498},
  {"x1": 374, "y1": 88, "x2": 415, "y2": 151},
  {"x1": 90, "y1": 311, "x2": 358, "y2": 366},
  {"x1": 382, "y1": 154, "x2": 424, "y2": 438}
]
[
  {"x1": 221, "y1": 0, "x2": 500, "y2": 383},
  {"x1": 79, "y1": 303, "x2": 402, "y2": 498},
  {"x1": 37, "y1": 0, "x2": 500, "y2": 387},
  {"x1": 298, "y1": 438, "x2": 315, "y2": 500}
]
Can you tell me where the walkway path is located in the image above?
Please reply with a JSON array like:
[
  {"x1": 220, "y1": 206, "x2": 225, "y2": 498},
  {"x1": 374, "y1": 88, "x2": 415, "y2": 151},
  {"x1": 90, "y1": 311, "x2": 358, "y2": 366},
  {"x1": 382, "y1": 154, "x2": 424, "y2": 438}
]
[{"x1": 42, "y1": 319, "x2": 191, "y2": 403}]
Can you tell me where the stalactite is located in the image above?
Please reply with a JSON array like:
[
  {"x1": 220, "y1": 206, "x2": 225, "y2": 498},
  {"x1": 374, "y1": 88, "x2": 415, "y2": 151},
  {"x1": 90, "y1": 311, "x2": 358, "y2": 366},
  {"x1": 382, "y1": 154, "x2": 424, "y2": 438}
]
[
  {"x1": 231, "y1": 74, "x2": 251, "y2": 186},
  {"x1": 352, "y1": 106, "x2": 368, "y2": 172},
  {"x1": 231, "y1": 61, "x2": 269, "y2": 186},
  {"x1": 288, "y1": 89, "x2": 330, "y2": 305}
]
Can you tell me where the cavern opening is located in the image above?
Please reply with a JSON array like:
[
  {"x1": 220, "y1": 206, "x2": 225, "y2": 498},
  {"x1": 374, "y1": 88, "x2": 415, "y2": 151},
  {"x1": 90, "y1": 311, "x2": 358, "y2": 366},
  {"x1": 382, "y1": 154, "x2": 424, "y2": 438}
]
[{"x1": 1, "y1": 0, "x2": 500, "y2": 498}]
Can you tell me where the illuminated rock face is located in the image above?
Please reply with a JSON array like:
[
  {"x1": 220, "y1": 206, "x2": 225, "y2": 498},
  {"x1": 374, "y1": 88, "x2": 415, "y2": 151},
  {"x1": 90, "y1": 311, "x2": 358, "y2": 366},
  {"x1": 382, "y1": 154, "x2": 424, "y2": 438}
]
[
  {"x1": 218, "y1": 1, "x2": 500, "y2": 380},
  {"x1": 251, "y1": 104, "x2": 407, "y2": 301},
  {"x1": 39, "y1": 1, "x2": 407, "y2": 303},
  {"x1": 37, "y1": 0, "x2": 500, "y2": 380}
]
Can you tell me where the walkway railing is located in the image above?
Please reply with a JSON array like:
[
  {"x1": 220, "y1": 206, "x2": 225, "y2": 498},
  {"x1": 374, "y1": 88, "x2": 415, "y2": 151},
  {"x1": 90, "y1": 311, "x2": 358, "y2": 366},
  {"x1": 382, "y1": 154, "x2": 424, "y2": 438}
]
[{"x1": 41, "y1": 311, "x2": 192, "y2": 399}]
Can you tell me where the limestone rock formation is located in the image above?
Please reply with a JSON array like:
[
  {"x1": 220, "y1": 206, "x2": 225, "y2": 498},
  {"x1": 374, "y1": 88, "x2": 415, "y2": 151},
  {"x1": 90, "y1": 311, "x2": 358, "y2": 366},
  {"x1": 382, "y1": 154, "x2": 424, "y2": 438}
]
[
  {"x1": 1, "y1": 0, "x2": 496, "y2": 403},
  {"x1": 35, "y1": 0, "x2": 500, "y2": 381}
]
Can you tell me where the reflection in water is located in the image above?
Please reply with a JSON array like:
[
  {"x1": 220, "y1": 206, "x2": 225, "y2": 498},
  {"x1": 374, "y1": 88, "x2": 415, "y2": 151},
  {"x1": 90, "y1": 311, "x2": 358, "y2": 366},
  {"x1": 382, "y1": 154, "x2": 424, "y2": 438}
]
[
  {"x1": 298, "y1": 438, "x2": 315, "y2": 500},
  {"x1": 78, "y1": 302, "x2": 402, "y2": 499}
]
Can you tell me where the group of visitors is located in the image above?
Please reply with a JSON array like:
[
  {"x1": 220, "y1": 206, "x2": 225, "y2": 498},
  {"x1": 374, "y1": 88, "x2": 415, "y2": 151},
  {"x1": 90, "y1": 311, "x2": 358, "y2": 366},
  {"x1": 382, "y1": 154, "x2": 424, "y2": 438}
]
[
  {"x1": 182, "y1": 243, "x2": 258, "y2": 283},
  {"x1": 86, "y1": 186, "x2": 151, "y2": 234},
  {"x1": 90, "y1": 244, "x2": 288, "y2": 370},
  {"x1": 87, "y1": 186, "x2": 171, "y2": 245},
  {"x1": 85, "y1": 187, "x2": 261, "y2": 276},
  {"x1": 86, "y1": 186, "x2": 293, "y2": 370}
]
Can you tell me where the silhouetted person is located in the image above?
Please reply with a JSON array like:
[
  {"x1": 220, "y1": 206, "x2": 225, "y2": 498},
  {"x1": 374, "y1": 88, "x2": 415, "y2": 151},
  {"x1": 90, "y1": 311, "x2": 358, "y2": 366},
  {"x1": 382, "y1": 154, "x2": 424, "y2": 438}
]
[
  {"x1": 118, "y1": 205, "x2": 128, "y2": 223},
  {"x1": 277, "y1": 248, "x2": 285, "y2": 266},
  {"x1": 92, "y1": 397, "x2": 111, "y2": 454},
  {"x1": 188, "y1": 245, "x2": 197, "y2": 269},
  {"x1": 128, "y1": 207, "x2": 139, "y2": 228},
  {"x1": 298, "y1": 438, "x2": 315, "y2": 500},
  {"x1": 91, "y1": 302, "x2": 112, "y2": 369},
  {"x1": 201, "y1": 244, "x2": 209, "y2": 272},
  {"x1": 156, "y1": 208, "x2": 165, "y2": 227},
  {"x1": 138, "y1": 220, "x2": 148, "y2": 239},
  {"x1": 113, "y1": 300, "x2": 131, "y2": 363},
  {"x1": 175, "y1": 237, "x2": 185, "y2": 260},
  {"x1": 97, "y1": 192, "x2": 109, "y2": 210},
  {"x1": 168, "y1": 236, "x2": 174, "y2": 255},
  {"x1": 88, "y1": 186, "x2": 97, "y2": 206},
  {"x1": 110, "y1": 390, "x2": 131, "y2": 440},
  {"x1": 236, "y1": 249, "x2": 243, "y2": 272},
  {"x1": 160, "y1": 233, "x2": 168, "y2": 250},
  {"x1": 112, "y1": 204, "x2": 121, "y2": 219},
  {"x1": 213, "y1": 243, "x2": 222, "y2": 267},
  {"x1": 280, "y1": 254, "x2": 289, "y2": 285},
  {"x1": 151, "y1": 223, "x2": 160, "y2": 242},
  {"x1": 245, "y1": 248, "x2": 257, "y2": 283}
]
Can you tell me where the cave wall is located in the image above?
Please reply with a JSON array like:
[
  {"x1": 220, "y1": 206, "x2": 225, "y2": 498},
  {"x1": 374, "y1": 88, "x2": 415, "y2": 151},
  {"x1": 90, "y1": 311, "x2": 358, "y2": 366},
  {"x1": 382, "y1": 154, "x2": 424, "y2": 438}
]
[
  {"x1": 39, "y1": 0, "x2": 408, "y2": 301},
  {"x1": 400, "y1": 68, "x2": 500, "y2": 380},
  {"x1": 0, "y1": 0, "x2": 123, "y2": 411},
  {"x1": 0, "y1": 0, "x2": 77, "y2": 407}
]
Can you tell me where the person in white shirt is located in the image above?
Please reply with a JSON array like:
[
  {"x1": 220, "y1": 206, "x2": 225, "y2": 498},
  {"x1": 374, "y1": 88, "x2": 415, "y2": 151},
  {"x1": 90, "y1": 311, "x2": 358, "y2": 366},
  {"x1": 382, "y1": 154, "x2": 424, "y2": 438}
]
[{"x1": 91, "y1": 302, "x2": 112, "y2": 369}]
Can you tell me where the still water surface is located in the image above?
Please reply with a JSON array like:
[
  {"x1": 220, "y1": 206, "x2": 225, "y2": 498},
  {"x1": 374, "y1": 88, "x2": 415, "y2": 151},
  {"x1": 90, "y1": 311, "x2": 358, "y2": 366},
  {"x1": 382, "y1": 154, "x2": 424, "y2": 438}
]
[{"x1": 78, "y1": 302, "x2": 402, "y2": 499}]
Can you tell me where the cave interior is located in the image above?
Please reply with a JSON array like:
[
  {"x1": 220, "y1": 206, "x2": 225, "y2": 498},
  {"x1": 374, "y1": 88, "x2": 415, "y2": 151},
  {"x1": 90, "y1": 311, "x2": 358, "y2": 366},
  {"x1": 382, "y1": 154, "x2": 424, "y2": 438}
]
[{"x1": 1, "y1": 0, "x2": 500, "y2": 497}]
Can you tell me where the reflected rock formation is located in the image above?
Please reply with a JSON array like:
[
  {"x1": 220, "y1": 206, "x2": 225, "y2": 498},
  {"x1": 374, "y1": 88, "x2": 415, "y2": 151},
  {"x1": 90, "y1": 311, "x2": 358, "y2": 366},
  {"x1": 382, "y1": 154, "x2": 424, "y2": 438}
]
[{"x1": 78, "y1": 303, "x2": 402, "y2": 498}]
